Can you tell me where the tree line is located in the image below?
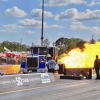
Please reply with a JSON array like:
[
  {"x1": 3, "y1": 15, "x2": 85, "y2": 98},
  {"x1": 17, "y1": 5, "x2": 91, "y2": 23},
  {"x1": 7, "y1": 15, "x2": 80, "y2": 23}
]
[
  {"x1": 55, "y1": 37, "x2": 88, "y2": 55},
  {"x1": 0, "y1": 37, "x2": 98, "y2": 55},
  {"x1": 0, "y1": 41, "x2": 31, "y2": 52}
]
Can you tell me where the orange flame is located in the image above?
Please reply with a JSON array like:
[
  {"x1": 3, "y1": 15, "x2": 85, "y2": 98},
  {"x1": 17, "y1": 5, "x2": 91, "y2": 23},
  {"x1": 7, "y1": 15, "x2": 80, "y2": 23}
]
[{"x1": 58, "y1": 41, "x2": 100, "y2": 68}]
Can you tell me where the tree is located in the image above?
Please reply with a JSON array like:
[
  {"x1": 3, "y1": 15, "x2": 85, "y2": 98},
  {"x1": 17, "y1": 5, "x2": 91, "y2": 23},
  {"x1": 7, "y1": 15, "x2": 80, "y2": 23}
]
[
  {"x1": 56, "y1": 37, "x2": 85, "y2": 55},
  {"x1": 55, "y1": 37, "x2": 67, "y2": 48},
  {"x1": 0, "y1": 40, "x2": 31, "y2": 52},
  {"x1": 43, "y1": 38, "x2": 50, "y2": 47}
]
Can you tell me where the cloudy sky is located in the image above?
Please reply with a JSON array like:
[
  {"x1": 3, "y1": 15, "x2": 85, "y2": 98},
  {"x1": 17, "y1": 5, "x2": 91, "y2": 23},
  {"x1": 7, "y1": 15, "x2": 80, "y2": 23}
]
[{"x1": 0, "y1": 0, "x2": 100, "y2": 46}]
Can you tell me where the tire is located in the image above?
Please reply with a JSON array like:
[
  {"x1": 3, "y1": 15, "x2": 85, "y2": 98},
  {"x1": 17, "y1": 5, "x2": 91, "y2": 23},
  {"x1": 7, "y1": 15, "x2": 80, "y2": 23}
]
[
  {"x1": 58, "y1": 64, "x2": 61, "y2": 74},
  {"x1": 58, "y1": 69, "x2": 61, "y2": 74},
  {"x1": 64, "y1": 68, "x2": 67, "y2": 75},
  {"x1": 59, "y1": 64, "x2": 65, "y2": 74},
  {"x1": 61, "y1": 64, "x2": 65, "y2": 74},
  {"x1": 88, "y1": 69, "x2": 92, "y2": 79}
]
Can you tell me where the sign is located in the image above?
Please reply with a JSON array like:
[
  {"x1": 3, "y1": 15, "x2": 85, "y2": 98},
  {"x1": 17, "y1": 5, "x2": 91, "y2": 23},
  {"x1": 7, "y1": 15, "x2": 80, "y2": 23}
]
[
  {"x1": 41, "y1": 73, "x2": 51, "y2": 83},
  {"x1": 49, "y1": 73, "x2": 55, "y2": 82},
  {"x1": 0, "y1": 65, "x2": 20, "y2": 74}
]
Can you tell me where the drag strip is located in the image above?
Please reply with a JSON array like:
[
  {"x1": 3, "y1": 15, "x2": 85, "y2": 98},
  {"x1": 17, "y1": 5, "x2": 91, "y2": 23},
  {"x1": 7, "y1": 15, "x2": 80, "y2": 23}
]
[{"x1": 0, "y1": 80, "x2": 90, "y2": 100}]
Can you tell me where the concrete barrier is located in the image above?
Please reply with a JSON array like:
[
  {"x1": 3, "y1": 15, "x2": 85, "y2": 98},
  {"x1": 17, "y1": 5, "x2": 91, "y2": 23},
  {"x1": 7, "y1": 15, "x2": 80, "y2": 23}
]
[{"x1": 0, "y1": 73, "x2": 55, "y2": 89}]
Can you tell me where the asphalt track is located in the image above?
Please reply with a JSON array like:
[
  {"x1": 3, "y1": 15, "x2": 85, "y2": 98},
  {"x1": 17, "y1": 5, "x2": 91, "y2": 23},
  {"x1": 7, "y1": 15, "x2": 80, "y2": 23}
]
[{"x1": 0, "y1": 73, "x2": 100, "y2": 100}]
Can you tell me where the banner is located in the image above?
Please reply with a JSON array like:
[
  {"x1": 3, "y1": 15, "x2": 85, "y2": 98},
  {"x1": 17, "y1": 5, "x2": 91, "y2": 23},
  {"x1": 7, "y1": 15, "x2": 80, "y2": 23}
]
[
  {"x1": 0, "y1": 65, "x2": 20, "y2": 74},
  {"x1": 41, "y1": 73, "x2": 51, "y2": 83}
]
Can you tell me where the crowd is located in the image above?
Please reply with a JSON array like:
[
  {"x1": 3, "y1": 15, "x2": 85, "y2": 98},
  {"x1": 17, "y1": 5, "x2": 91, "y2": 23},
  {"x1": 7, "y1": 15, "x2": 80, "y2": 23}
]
[{"x1": 0, "y1": 52, "x2": 26, "y2": 65}]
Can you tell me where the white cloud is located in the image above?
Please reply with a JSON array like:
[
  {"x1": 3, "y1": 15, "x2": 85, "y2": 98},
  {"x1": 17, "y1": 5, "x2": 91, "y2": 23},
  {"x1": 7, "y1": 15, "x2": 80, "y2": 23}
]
[
  {"x1": 46, "y1": 24, "x2": 65, "y2": 28},
  {"x1": 37, "y1": 39, "x2": 41, "y2": 42},
  {"x1": 45, "y1": 0, "x2": 87, "y2": 7},
  {"x1": 59, "y1": 33, "x2": 63, "y2": 35},
  {"x1": 0, "y1": 29, "x2": 6, "y2": 32},
  {"x1": 25, "y1": 30, "x2": 34, "y2": 34},
  {"x1": 30, "y1": 9, "x2": 53, "y2": 18},
  {"x1": 19, "y1": 19, "x2": 46, "y2": 28},
  {"x1": 3, "y1": 24, "x2": 23, "y2": 29},
  {"x1": 45, "y1": 33, "x2": 48, "y2": 35},
  {"x1": 19, "y1": 19, "x2": 64, "y2": 28},
  {"x1": 6, "y1": 29, "x2": 17, "y2": 33},
  {"x1": 4, "y1": 6, "x2": 27, "y2": 17},
  {"x1": 55, "y1": 8, "x2": 100, "y2": 21},
  {"x1": 71, "y1": 21, "x2": 100, "y2": 34},
  {"x1": 90, "y1": 27, "x2": 100, "y2": 34},
  {"x1": 88, "y1": 0, "x2": 100, "y2": 6},
  {"x1": 0, "y1": 29, "x2": 16, "y2": 33},
  {"x1": 71, "y1": 21, "x2": 83, "y2": 25}
]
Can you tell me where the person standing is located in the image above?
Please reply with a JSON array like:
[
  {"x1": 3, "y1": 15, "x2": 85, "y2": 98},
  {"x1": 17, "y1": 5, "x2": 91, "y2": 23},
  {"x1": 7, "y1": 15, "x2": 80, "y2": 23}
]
[
  {"x1": 93, "y1": 55, "x2": 100, "y2": 79},
  {"x1": 47, "y1": 57, "x2": 56, "y2": 73},
  {"x1": 12, "y1": 55, "x2": 16, "y2": 65}
]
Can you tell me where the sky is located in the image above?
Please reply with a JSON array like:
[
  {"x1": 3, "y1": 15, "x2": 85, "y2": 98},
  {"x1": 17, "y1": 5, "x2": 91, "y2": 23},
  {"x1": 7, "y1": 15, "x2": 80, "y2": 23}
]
[{"x1": 0, "y1": 0, "x2": 100, "y2": 47}]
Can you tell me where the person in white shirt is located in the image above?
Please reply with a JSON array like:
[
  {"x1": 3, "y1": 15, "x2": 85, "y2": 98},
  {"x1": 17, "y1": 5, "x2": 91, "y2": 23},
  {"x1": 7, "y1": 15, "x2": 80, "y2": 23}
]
[{"x1": 47, "y1": 57, "x2": 56, "y2": 73}]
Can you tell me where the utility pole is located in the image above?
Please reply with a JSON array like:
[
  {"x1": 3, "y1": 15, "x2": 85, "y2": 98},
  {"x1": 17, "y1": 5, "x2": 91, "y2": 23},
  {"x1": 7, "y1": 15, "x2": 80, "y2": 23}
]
[
  {"x1": 53, "y1": 42, "x2": 55, "y2": 59},
  {"x1": 20, "y1": 38, "x2": 22, "y2": 45},
  {"x1": 20, "y1": 38, "x2": 22, "y2": 51},
  {"x1": 92, "y1": 34, "x2": 93, "y2": 40},
  {"x1": 41, "y1": 0, "x2": 44, "y2": 46}
]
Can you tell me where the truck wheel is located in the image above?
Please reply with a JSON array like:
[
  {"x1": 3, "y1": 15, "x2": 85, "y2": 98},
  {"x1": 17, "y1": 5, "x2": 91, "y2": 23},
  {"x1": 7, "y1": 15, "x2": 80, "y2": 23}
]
[
  {"x1": 58, "y1": 65, "x2": 61, "y2": 74},
  {"x1": 58, "y1": 69, "x2": 61, "y2": 74},
  {"x1": 88, "y1": 69, "x2": 92, "y2": 79},
  {"x1": 64, "y1": 68, "x2": 67, "y2": 75},
  {"x1": 61, "y1": 64, "x2": 65, "y2": 74}
]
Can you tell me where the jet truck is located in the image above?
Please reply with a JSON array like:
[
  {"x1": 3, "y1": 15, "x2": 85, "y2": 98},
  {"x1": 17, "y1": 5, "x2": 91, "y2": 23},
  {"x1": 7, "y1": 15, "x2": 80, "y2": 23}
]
[
  {"x1": 21, "y1": 46, "x2": 63, "y2": 73},
  {"x1": 21, "y1": 46, "x2": 93, "y2": 79}
]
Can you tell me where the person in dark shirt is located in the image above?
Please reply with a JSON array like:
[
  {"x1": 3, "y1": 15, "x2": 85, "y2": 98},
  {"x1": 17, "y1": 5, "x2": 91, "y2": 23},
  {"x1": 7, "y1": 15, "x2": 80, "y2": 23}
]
[{"x1": 93, "y1": 55, "x2": 99, "y2": 79}]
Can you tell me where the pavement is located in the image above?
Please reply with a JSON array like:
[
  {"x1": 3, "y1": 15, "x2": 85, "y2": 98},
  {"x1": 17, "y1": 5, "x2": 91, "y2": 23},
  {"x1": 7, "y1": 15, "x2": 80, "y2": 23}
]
[{"x1": 0, "y1": 72, "x2": 100, "y2": 100}]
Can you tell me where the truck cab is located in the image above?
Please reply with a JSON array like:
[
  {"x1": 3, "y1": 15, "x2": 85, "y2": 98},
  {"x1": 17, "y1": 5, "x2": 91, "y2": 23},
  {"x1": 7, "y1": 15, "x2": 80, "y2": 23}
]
[
  {"x1": 21, "y1": 46, "x2": 60, "y2": 73},
  {"x1": 26, "y1": 47, "x2": 48, "y2": 72}
]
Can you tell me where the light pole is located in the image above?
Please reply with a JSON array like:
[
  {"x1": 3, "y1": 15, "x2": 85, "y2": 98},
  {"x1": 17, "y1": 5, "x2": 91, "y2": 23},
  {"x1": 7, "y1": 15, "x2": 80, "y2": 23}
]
[{"x1": 41, "y1": 0, "x2": 44, "y2": 46}]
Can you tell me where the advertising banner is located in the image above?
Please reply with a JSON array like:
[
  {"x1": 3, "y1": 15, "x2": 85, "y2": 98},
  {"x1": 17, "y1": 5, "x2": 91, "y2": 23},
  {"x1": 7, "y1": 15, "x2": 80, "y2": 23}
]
[
  {"x1": 41, "y1": 73, "x2": 51, "y2": 83},
  {"x1": 49, "y1": 73, "x2": 55, "y2": 82},
  {"x1": 0, "y1": 65, "x2": 20, "y2": 74}
]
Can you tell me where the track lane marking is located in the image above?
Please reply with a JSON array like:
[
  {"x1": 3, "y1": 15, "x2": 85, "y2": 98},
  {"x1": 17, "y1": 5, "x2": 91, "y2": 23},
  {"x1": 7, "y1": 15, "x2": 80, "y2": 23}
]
[{"x1": 0, "y1": 80, "x2": 89, "y2": 95}]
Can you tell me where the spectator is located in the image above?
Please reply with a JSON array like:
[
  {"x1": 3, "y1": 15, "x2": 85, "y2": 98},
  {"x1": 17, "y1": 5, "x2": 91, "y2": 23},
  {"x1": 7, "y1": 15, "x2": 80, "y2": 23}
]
[
  {"x1": 93, "y1": 55, "x2": 100, "y2": 79},
  {"x1": 47, "y1": 57, "x2": 56, "y2": 73},
  {"x1": 12, "y1": 55, "x2": 16, "y2": 65},
  {"x1": 18, "y1": 55, "x2": 21, "y2": 64}
]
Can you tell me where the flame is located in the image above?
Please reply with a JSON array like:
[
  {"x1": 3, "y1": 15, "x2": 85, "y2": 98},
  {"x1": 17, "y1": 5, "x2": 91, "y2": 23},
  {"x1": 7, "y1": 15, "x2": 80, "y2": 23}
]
[{"x1": 58, "y1": 41, "x2": 100, "y2": 68}]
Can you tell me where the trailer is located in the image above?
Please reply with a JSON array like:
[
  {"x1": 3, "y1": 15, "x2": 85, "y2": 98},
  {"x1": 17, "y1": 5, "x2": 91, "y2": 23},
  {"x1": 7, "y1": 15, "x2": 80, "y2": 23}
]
[{"x1": 63, "y1": 67, "x2": 93, "y2": 79}]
